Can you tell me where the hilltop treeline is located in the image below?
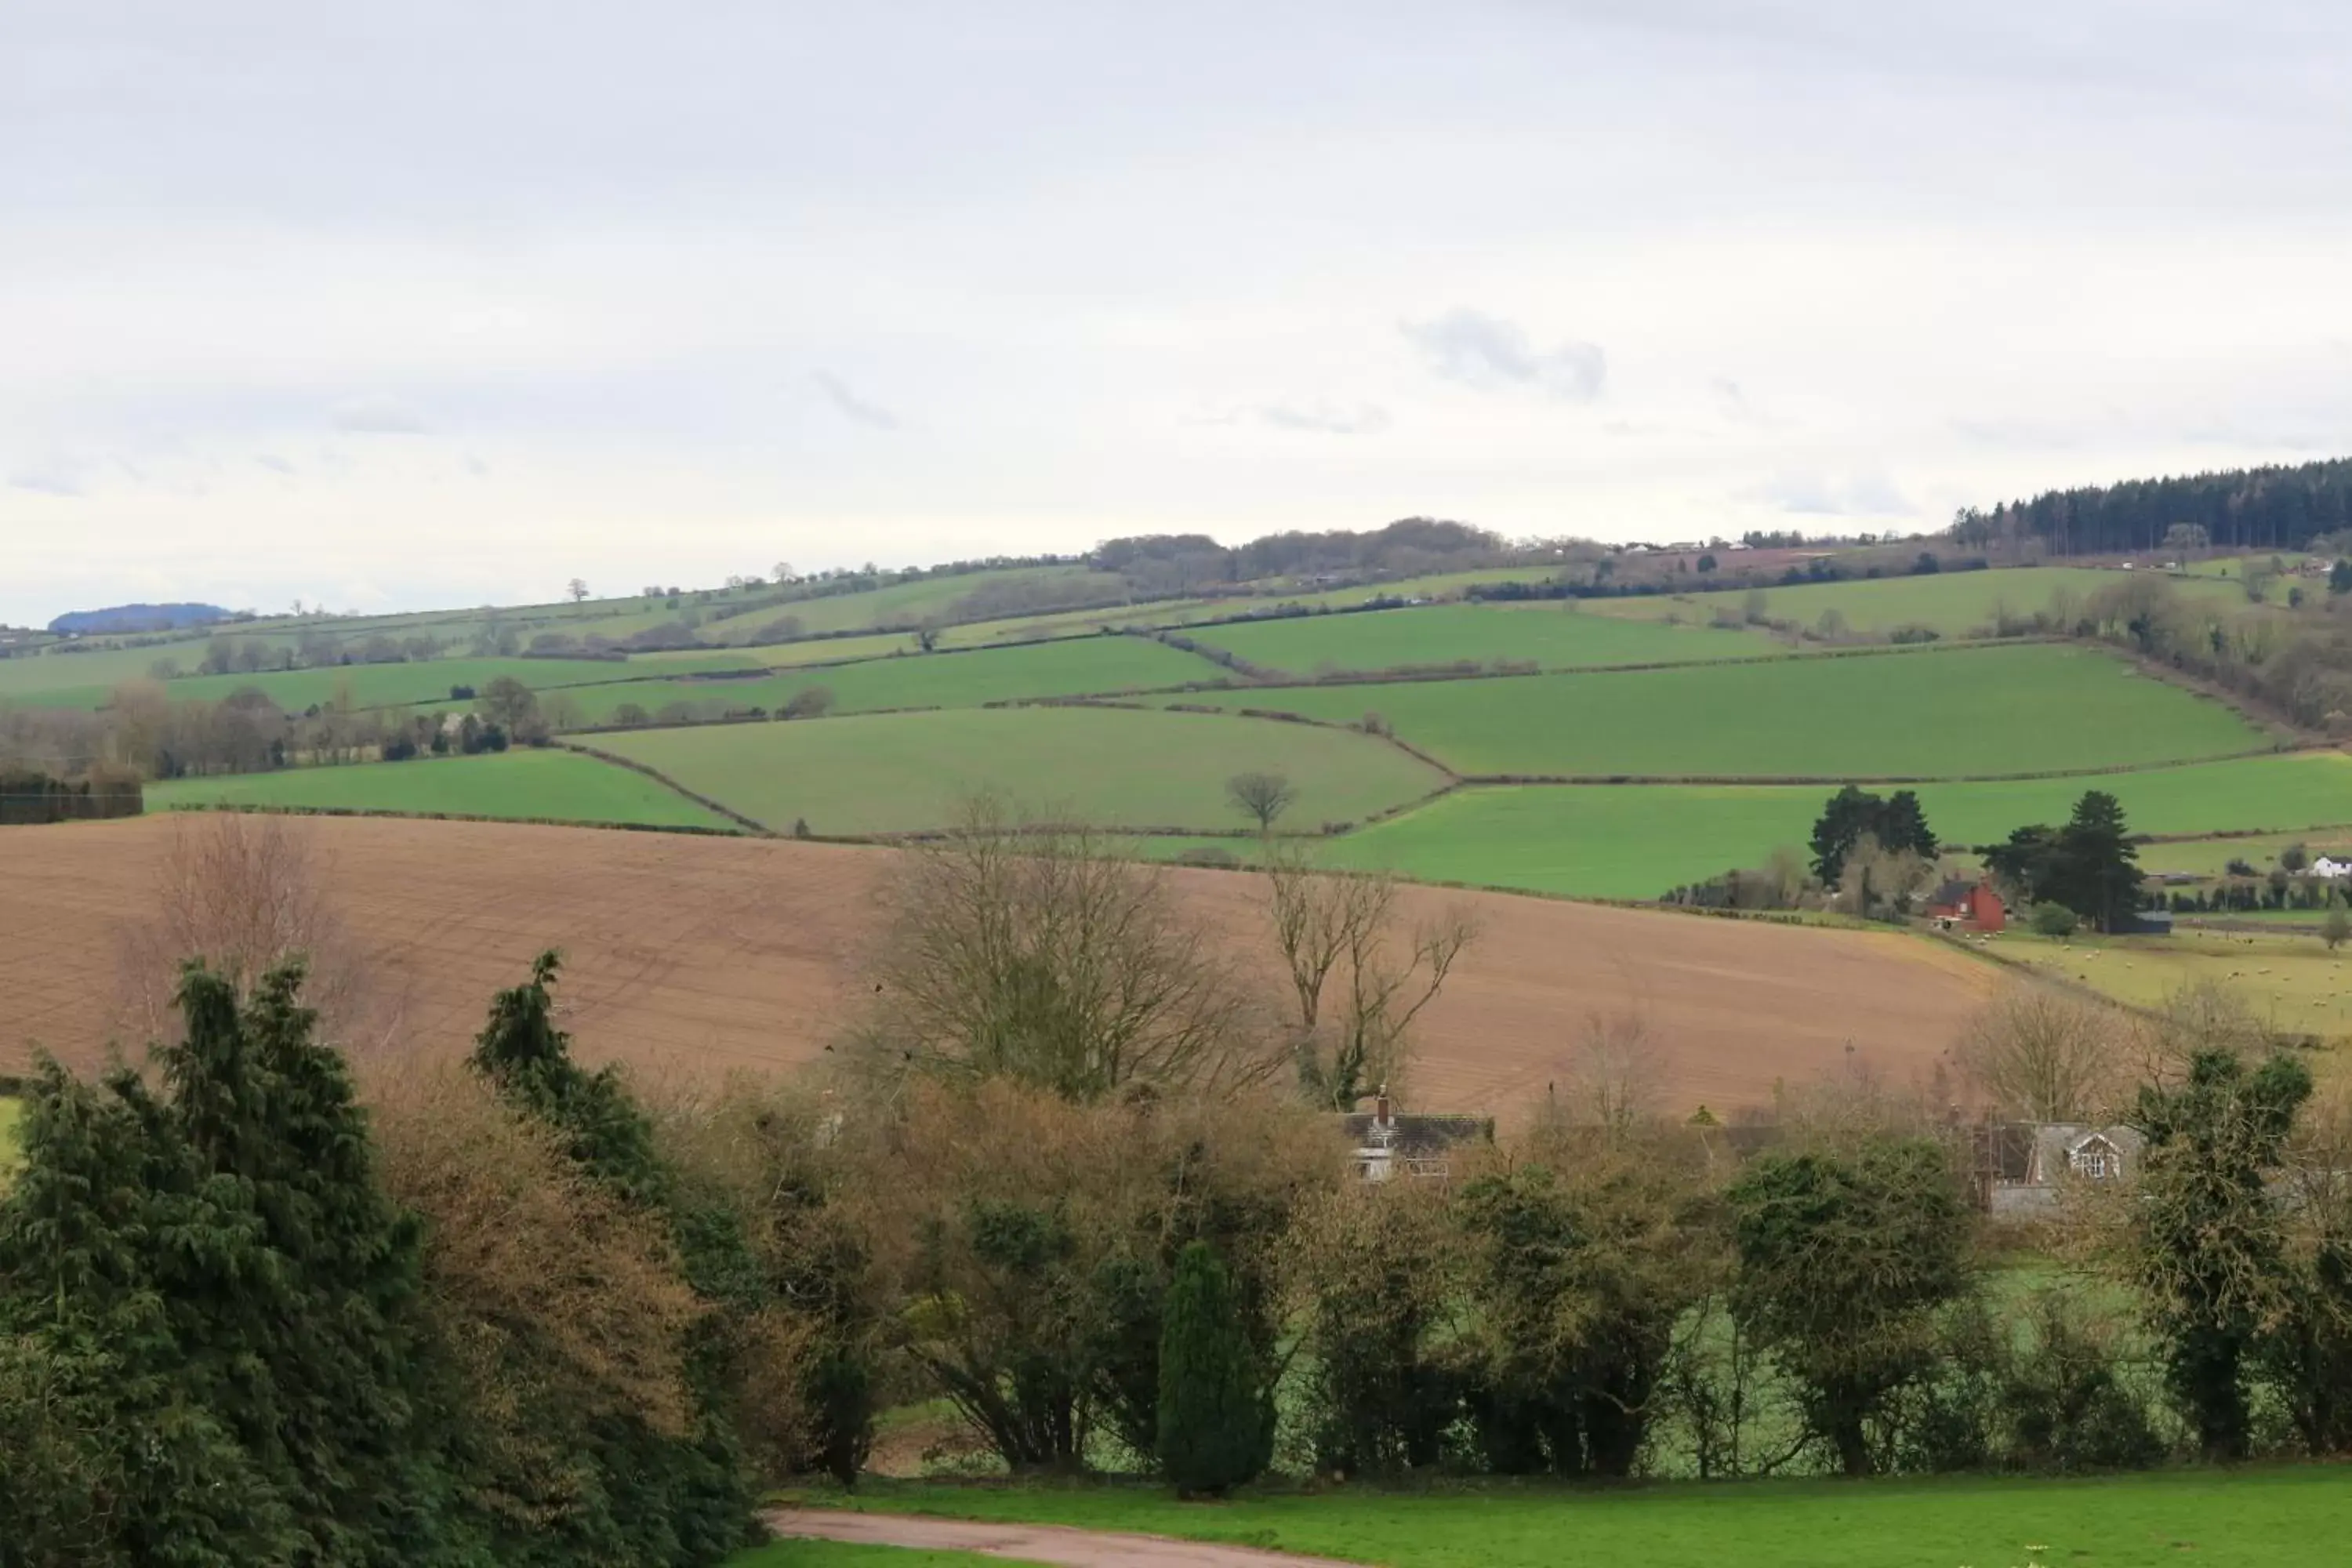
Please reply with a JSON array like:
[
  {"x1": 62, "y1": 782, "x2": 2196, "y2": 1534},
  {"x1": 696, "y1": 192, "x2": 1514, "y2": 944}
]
[
  {"x1": 1955, "y1": 457, "x2": 2352, "y2": 557},
  {"x1": 1094, "y1": 517, "x2": 1505, "y2": 597}
]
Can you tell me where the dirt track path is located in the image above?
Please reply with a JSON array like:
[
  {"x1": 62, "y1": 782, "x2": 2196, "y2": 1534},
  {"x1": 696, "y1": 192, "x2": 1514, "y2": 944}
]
[{"x1": 764, "y1": 1509, "x2": 1367, "y2": 1567}]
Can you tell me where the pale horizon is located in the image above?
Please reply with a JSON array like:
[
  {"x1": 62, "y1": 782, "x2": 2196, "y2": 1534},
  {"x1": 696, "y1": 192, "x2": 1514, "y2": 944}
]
[{"x1": 8, "y1": 0, "x2": 2350, "y2": 625}]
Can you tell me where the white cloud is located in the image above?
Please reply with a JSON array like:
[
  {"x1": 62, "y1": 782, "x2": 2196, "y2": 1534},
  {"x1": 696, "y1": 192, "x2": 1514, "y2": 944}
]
[
  {"x1": 811, "y1": 371, "x2": 901, "y2": 432},
  {"x1": 1402, "y1": 310, "x2": 1607, "y2": 401}
]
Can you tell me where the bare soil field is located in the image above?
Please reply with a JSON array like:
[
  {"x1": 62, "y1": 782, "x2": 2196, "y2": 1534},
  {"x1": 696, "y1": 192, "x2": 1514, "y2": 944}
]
[{"x1": 0, "y1": 815, "x2": 1997, "y2": 1118}]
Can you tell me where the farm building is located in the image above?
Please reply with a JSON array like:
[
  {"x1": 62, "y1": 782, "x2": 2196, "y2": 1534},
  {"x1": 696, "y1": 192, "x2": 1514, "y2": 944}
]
[
  {"x1": 1925, "y1": 877, "x2": 2005, "y2": 933},
  {"x1": 1973, "y1": 1122, "x2": 2144, "y2": 1215},
  {"x1": 1341, "y1": 1091, "x2": 1491, "y2": 1183}
]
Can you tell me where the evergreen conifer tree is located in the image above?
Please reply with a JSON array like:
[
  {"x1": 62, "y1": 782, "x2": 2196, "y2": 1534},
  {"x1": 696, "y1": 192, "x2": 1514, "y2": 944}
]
[{"x1": 1156, "y1": 1241, "x2": 1269, "y2": 1497}]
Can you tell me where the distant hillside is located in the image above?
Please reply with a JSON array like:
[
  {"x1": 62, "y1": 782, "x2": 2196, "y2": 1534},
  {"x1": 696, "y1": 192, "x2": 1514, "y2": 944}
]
[
  {"x1": 1956, "y1": 456, "x2": 2352, "y2": 557},
  {"x1": 48, "y1": 602, "x2": 234, "y2": 635}
]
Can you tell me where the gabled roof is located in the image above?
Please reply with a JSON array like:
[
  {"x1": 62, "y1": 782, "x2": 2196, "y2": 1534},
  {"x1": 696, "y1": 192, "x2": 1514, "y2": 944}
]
[
  {"x1": 1928, "y1": 877, "x2": 1973, "y2": 909},
  {"x1": 1338, "y1": 1112, "x2": 1492, "y2": 1160}
]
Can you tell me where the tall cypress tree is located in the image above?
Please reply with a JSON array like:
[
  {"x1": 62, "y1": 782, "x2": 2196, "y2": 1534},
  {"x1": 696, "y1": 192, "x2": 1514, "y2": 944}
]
[{"x1": 1156, "y1": 1242, "x2": 1269, "y2": 1498}]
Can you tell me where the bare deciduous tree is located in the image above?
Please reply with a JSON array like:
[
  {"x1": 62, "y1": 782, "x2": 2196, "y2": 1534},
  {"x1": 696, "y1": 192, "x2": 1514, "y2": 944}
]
[
  {"x1": 856, "y1": 796, "x2": 1279, "y2": 1102},
  {"x1": 1264, "y1": 843, "x2": 1476, "y2": 1111},
  {"x1": 1954, "y1": 986, "x2": 2127, "y2": 1122},
  {"x1": 1555, "y1": 1009, "x2": 1670, "y2": 1136},
  {"x1": 1225, "y1": 771, "x2": 1296, "y2": 833},
  {"x1": 116, "y1": 813, "x2": 402, "y2": 1051}
]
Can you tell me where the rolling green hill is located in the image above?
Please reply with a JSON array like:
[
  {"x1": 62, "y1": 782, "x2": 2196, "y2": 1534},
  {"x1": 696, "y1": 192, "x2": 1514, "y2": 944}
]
[
  {"x1": 593, "y1": 706, "x2": 1449, "y2": 835},
  {"x1": 1585, "y1": 565, "x2": 2254, "y2": 636},
  {"x1": 518, "y1": 636, "x2": 1223, "y2": 727},
  {"x1": 1319, "y1": 752, "x2": 2352, "y2": 900},
  {"x1": 1150, "y1": 644, "x2": 2267, "y2": 779},
  {"x1": 1185, "y1": 604, "x2": 1769, "y2": 675},
  {"x1": 147, "y1": 749, "x2": 734, "y2": 830}
]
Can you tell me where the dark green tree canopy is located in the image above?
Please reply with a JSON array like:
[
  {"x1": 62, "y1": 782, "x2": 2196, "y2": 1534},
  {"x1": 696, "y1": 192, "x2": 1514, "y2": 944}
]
[
  {"x1": 1809, "y1": 786, "x2": 1940, "y2": 884},
  {"x1": 1984, "y1": 790, "x2": 2142, "y2": 931}
]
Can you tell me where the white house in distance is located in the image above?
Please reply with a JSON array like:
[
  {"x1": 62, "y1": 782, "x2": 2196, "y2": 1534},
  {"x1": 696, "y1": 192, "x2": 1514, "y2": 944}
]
[{"x1": 2309, "y1": 856, "x2": 2352, "y2": 880}]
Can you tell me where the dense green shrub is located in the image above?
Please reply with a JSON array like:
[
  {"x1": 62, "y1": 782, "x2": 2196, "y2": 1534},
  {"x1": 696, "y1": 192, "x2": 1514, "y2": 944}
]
[{"x1": 1156, "y1": 1243, "x2": 1271, "y2": 1497}]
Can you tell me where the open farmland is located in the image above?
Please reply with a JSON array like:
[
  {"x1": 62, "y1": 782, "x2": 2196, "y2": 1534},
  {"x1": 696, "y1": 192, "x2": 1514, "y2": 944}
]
[
  {"x1": 594, "y1": 706, "x2": 1448, "y2": 833},
  {"x1": 696, "y1": 568, "x2": 1132, "y2": 643},
  {"x1": 145, "y1": 749, "x2": 734, "y2": 830},
  {"x1": 1584, "y1": 565, "x2": 2252, "y2": 635},
  {"x1": 0, "y1": 815, "x2": 1996, "y2": 1117},
  {"x1": 1152, "y1": 643, "x2": 2269, "y2": 778},
  {"x1": 1251, "y1": 565, "x2": 1564, "y2": 608},
  {"x1": 521, "y1": 636, "x2": 1222, "y2": 726},
  {"x1": 1320, "y1": 753, "x2": 2352, "y2": 901},
  {"x1": 2, "y1": 653, "x2": 757, "y2": 713},
  {"x1": 1185, "y1": 604, "x2": 1769, "y2": 675},
  {"x1": 2001, "y1": 927, "x2": 2352, "y2": 1039}
]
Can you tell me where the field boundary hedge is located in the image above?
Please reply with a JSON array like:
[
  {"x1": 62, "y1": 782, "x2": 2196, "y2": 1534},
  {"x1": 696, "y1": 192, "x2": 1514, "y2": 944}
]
[
  {"x1": 554, "y1": 742, "x2": 776, "y2": 833},
  {"x1": 155, "y1": 801, "x2": 745, "y2": 837}
]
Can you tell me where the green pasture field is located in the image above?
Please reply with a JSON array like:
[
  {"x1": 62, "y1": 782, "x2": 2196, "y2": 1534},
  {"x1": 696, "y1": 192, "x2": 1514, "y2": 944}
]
[
  {"x1": 145, "y1": 749, "x2": 735, "y2": 830},
  {"x1": 2002, "y1": 928, "x2": 2352, "y2": 1040},
  {"x1": 1151, "y1": 644, "x2": 2268, "y2": 779},
  {"x1": 1584, "y1": 566, "x2": 2248, "y2": 636},
  {"x1": 938, "y1": 597, "x2": 1242, "y2": 647},
  {"x1": 3, "y1": 654, "x2": 757, "y2": 713},
  {"x1": 2138, "y1": 829, "x2": 2352, "y2": 880},
  {"x1": 0, "y1": 637, "x2": 221, "y2": 702},
  {"x1": 510, "y1": 636, "x2": 1225, "y2": 728},
  {"x1": 1185, "y1": 604, "x2": 1771, "y2": 675},
  {"x1": 783, "y1": 1468, "x2": 2352, "y2": 1568},
  {"x1": 1252, "y1": 565, "x2": 1563, "y2": 608},
  {"x1": 1319, "y1": 753, "x2": 2352, "y2": 900},
  {"x1": 636, "y1": 630, "x2": 927, "y2": 670},
  {"x1": 593, "y1": 706, "x2": 1450, "y2": 836},
  {"x1": 696, "y1": 568, "x2": 1132, "y2": 644}
]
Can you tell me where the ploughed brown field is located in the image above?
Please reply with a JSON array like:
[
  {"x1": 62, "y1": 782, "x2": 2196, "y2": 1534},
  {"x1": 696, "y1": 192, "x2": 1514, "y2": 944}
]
[{"x1": 1, "y1": 815, "x2": 1998, "y2": 1118}]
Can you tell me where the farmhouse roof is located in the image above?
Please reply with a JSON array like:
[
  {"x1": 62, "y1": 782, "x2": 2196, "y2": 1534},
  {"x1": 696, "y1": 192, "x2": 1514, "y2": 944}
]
[
  {"x1": 2027, "y1": 1123, "x2": 2145, "y2": 1184},
  {"x1": 1929, "y1": 877, "x2": 1973, "y2": 909},
  {"x1": 1339, "y1": 1109, "x2": 1494, "y2": 1161}
]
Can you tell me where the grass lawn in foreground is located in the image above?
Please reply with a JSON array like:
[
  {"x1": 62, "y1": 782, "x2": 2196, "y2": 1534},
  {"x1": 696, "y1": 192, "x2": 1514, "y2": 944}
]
[
  {"x1": 1584, "y1": 566, "x2": 2251, "y2": 637},
  {"x1": 594, "y1": 706, "x2": 1449, "y2": 835},
  {"x1": 1154, "y1": 644, "x2": 2269, "y2": 779},
  {"x1": 144, "y1": 749, "x2": 735, "y2": 830},
  {"x1": 517, "y1": 637, "x2": 1223, "y2": 726},
  {"x1": 1321, "y1": 753, "x2": 2352, "y2": 900},
  {"x1": 784, "y1": 1468, "x2": 2352, "y2": 1568},
  {"x1": 1187, "y1": 604, "x2": 1769, "y2": 676}
]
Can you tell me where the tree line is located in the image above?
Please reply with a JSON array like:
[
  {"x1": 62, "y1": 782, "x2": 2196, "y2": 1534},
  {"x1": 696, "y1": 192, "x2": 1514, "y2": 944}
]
[{"x1": 1953, "y1": 457, "x2": 2352, "y2": 557}]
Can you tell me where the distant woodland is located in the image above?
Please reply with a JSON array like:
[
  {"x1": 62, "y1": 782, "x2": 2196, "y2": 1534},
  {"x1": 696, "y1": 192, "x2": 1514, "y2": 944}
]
[{"x1": 1955, "y1": 458, "x2": 2352, "y2": 557}]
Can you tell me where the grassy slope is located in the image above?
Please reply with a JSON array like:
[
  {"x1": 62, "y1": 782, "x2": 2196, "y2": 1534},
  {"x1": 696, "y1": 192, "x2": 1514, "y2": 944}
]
[
  {"x1": 790, "y1": 1469, "x2": 2352, "y2": 1568},
  {"x1": 1325, "y1": 753, "x2": 2352, "y2": 900},
  {"x1": 2136, "y1": 829, "x2": 2352, "y2": 878},
  {"x1": 1254, "y1": 565, "x2": 1563, "y2": 608},
  {"x1": 145, "y1": 749, "x2": 735, "y2": 830},
  {"x1": 595, "y1": 706, "x2": 1449, "y2": 835},
  {"x1": 5, "y1": 655, "x2": 756, "y2": 713},
  {"x1": 2002, "y1": 928, "x2": 2352, "y2": 1037},
  {"x1": 1187, "y1": 605, "x2": 1769, "y2": 675},
  {"x1": 528, "y1": 637, "x2": 1223, "y2": 725},
  {"x1": 0, "y1": 1096, "x2": 20, "y2": 1186},
  {"x1": 697, "y1": 568, "x2": 1131, "y2": 643},
  {"x1": 1154, "y1": 644, "x2": 2267, "y2": 778},
  {"x1": 0, "y1": 639, "x2": 223, "y2": 700},
  {"x1": 1585, "y1": 567, "x2": 2252, "y2": 634}
]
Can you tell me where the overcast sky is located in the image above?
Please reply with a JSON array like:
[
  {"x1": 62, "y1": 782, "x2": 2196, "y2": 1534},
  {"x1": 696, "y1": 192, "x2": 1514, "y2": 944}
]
[{"x1": 5, "y1": 1, "x2": 2350, "y2": 623}]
